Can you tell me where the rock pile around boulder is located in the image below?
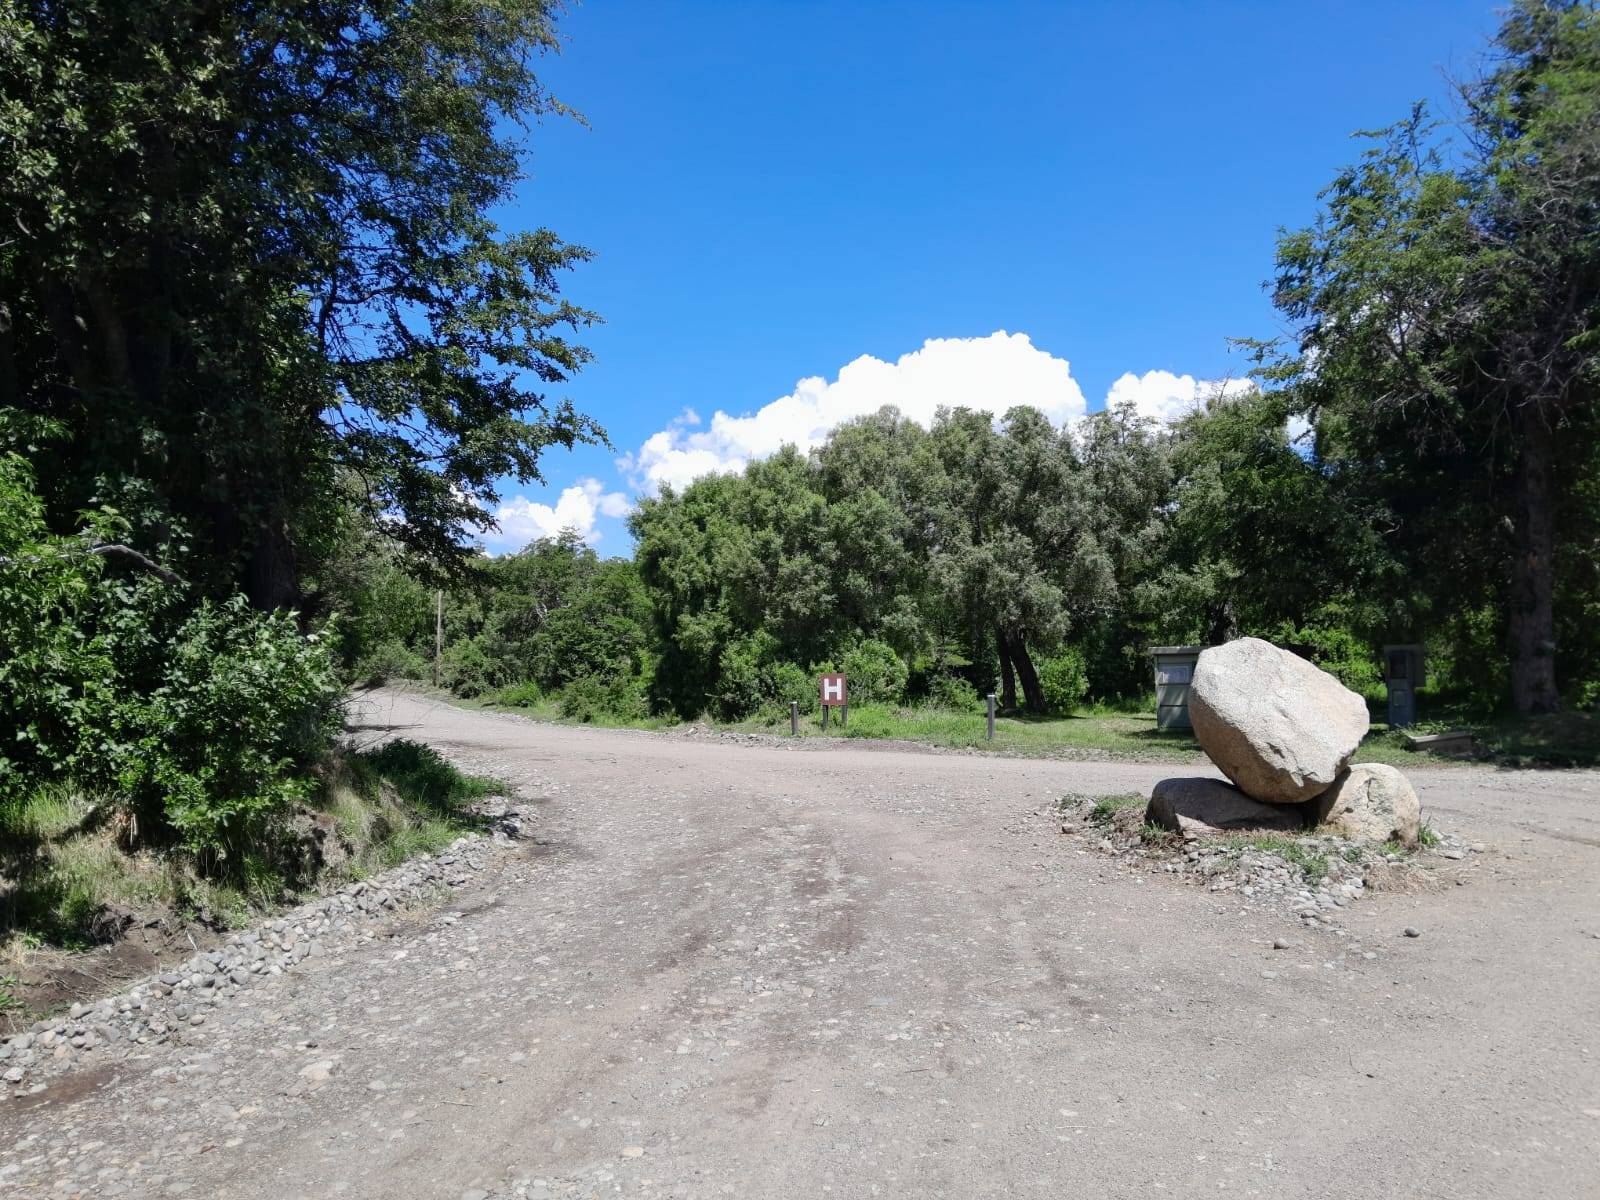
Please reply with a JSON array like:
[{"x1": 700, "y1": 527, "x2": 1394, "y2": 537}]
[{"x1": 1145, "y1": 637, "x2": 1421, "y2": 845}]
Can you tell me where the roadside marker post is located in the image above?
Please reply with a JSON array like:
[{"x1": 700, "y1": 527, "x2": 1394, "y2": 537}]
[
  {"x1": 986, "y1": 693, "x2": 996, "y2": 740},
  {"x1": 790, "y1": 701, "x2": 799, "y2": 736},
  {"x1": 433, "y1": 589, "x2": 443, "y2": 687}
]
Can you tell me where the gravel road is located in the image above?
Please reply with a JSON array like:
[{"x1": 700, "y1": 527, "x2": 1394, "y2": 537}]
[{"x1": 5, "y1": 688, "x2": 1599, "y2": 1199}]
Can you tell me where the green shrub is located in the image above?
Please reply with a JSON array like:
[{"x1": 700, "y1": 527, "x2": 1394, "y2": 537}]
[
  {"x1": 925, "y1": 673, "x2": 980, "y2": 711},
  {"x1": 441, "y1": 636, "x2": 496, "y2": 698},
  {"x1": 1270, "y1": 617, "x2": 1382, "y2": 697},
  {"x1": 559, "y1": 673, "x2": 649, "y2": 723},
  {"x1": 768, "y1": 661, "x2": 818, "y2": 715},
  {"x1": 0, "y1": 451, "x2": 122, "y2": 795},
  {"x1": 127, "y1": 597, "x2": 342, "y2": 856},
  {"x1": 842, "y1": 639, "x2": 909, "y2": 705},
  {"x1": 494, "y1": 679, "x2": 544, "y2": 708},
  {"x1": 713, "y1": 636, "x2": 768, "y2": 720},
  {"x1": 559, "y1": 676, "x2": 610, "y2": 722},
  {"x1": 1039, "y1": 647, "x2": 1089, "y2": 716},
  {"x1": 353, "y1": 640, "x2": 428, "y2": 687}
]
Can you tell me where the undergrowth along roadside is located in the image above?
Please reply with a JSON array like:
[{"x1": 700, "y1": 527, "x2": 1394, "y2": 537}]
[{"x1": 0, "y1": 739, "x2": 503, "y2": 955}]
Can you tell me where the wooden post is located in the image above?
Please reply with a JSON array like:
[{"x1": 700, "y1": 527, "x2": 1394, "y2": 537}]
[
  {"x1": 841, "y1": 704, "x2": 847, "y2": 729},
  {"x1": 790, "y1": 701, "x2": 799, "y2": 736},
  {"x1": 821, "y1": 705, "x2": 829, "y2": 732},
  {"x1": 433, "y1": 589, "x2": 443, "y2": 687},
  {"x1": 986, "y1": 693, "x2": 996, "y2": 740}
]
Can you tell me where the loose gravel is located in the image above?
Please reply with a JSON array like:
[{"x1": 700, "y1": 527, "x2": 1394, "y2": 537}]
[{"x1": 0, "y1": 798, "x2": 534, "y2": 1098}]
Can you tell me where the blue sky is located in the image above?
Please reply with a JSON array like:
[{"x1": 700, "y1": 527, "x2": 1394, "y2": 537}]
[{"x1": 480, "y1": 0, "x2": 1502, "y2": 553}]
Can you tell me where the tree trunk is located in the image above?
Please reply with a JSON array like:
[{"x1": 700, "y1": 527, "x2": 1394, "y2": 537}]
[
  {"x1": 0, "y1": 301, "x2": 15, "y2": 410},
  {"x1": 1206, "y1": 596, "x2": 1238, "y2": 648},
  {"x1": 1009, "y1": 631, "x2": 1047, "y2": 715},
  {"x1": 995, "y1": 623, "x2": 1017, "y2": 710},
  {"x1": 1507, "y1": 405, "x2": 1560, "y2": 714},
  {"x1": 245, "y1": 509, "x2": 301, "y2": 612}
]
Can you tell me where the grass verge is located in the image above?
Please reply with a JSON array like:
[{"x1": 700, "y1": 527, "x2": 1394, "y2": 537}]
[
  {"x1": 424, "y1": 682, "x2": 1207, "y2": 759},
  {"x1": 0, "y1": 740, "x2": 502, "y2": 957},
  {"x1": 428, "y1": 681, "x2": 1590, "y2": 769}
]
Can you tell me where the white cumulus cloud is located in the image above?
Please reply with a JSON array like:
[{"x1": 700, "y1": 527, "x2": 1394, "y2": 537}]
[
  {"x1": 620, "y1": 332, "x2": 1089, "y2": 492},
  {"x1": 1104, "y1": 369, "x2": 1256, "y2": 427},
  {"x1": 482, "y1": 477, "x2": 631, "y2": 552}
]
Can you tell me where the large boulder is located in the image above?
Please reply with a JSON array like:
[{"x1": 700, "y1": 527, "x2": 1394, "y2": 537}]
[
  {"x1": 1312, "y1": 763, "x2": 1421, "y2": 845},
  {"x1": 1146, "y1": 777, "x2": 1307, "y2": 838},
  {"x1": 1188, "y1": 637, "x2": 1369, "y2": 804}
]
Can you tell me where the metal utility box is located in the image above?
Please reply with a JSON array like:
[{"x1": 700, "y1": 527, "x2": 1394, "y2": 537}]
[
  {"x1": 1152, "y1": 646, "x2": 1203, "y2": 731},
  {"x1": 1383, "y1": 644, "x2": 1424, "y2": 728}
]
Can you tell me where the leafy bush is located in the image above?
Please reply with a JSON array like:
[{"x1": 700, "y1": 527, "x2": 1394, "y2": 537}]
[
  {"x1": 1270, "y1": 616, "x2": 1382, "y2": 698},
  {"x1": 559, "y1": 673, "x2": 649, "y2": 723},
  {"x1": 126, "y1": 598, "x2": 343, "y2": 856},
  {"x1": 353, "y1": 640, "x2": 428, "y2": 687},
  {"x1": 0, "y1": 451, "x2": 122, "y2": 795},
  {"x1": 925, "y1": 673, "x2": 980, "y2": 712},
  {"x1": 842, "y1": 639, "x2": 909, "y2": 705},
  {"x1": 440, "y1": 636, "x2": 496, "y2": 698},
  {"x1": 768, "y1": 661, "x2": 818, "y2": 715},
  {"x1": 493, "y1": 679, "x2": 544, "y2": 708},
  {"x1": 713, "y1": 635, "x2": 768, "y2": 720},
  {"x1": 1039, "y1": 647, "x2": 1090, "y2": 716}
]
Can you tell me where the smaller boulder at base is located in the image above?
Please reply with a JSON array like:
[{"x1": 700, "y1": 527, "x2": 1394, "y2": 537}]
[
  {"x1": 1146, "y1": 777, "x2": 1308, "y2": 839},
  {"x1": 1188, "y1": 637, "x2": 1370, "y2": 804},
  {"x1": 1312, "y1": 763, "x2": 1421, "y2": 845}
]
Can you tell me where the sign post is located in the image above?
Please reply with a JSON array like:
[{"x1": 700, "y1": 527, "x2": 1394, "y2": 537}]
[
  {"x1": 986, "y1": 693, "x2": 996, "y2": 740},
  {"x1": 433, "y1": 589, "x2": 443, "y2": 687},
  {"x1": 819, "y1": 673, "x2": 847, "y2": 731}
]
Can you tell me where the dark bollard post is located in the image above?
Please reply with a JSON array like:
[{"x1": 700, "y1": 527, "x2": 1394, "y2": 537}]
[
  {"x1": 986, "y1": 693, "x2": 996, "y2": 740},
  {"x1": 790, "y1": 700, "x2": 799, "y2": 736},
  {"x1": 841, "y1": 704, "x2": 847, "y2": 729},
  {"x1": 822, "y1": 705, "x2": 829, "y2": 732}
]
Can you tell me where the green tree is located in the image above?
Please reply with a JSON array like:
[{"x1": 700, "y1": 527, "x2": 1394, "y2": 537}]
[
  {"x1": 1270, "y1": 0, "x2": 1600, "y2": 712},
  {"x1": 1072, "y1": 402, "x2": 1172, "y2": 698},
  {"x1": 0, "y1": 0, "x2": 599, "y2": 607},
  {"x1": 1142, "y1": 390, "x2": 1393, "y2": 650}
]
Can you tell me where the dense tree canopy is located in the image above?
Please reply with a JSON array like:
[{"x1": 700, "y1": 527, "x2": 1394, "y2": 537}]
[{"x1": 1, "y1": 0, "x2": 599, "y2": 606}]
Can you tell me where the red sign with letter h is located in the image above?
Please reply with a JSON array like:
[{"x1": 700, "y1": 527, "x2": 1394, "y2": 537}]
[{"x1": 819, "y1": 673, "x2": 847, "y2": 707}]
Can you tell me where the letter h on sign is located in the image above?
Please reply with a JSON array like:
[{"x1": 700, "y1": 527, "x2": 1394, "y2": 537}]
[{"x1": 819, "y1": 673, "x2": 846, "y2": 707}]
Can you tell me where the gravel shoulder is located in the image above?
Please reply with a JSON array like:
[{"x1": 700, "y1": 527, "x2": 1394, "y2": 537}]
[{"x1": 4, "y1": 687, "x2": 1598, "y2": 1199}]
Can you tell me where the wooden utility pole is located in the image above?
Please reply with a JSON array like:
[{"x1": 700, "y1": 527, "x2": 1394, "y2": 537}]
[{"x1": 433, "y1": 589, "x2": 443, "y2": 687}]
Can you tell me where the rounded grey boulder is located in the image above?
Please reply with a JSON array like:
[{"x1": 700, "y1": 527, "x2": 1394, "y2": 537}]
[
  {"x1": 1312, "y1": 763, "x2": 1421, "y2": 845},
  {"x1": 1188, "y1": 637, "x2": 1369, "y2": 804},
  {"x1": 1145, "y1": 776, "x2": 1307, "y2": 838}
]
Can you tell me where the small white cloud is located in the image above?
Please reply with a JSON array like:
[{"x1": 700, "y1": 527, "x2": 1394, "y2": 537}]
[
  {"x1": 597, "y1": 490, "x2": 631, "y2": 519},
  {"x1": 622, "y1": 332, "x2": 1089, "y2": 492},
  {"x1": 483, "y1": 477, "x2": 632, "y2": 552},
  {"x1": 1105, "y1": 369, "x2": 1256, "y2": 426}
]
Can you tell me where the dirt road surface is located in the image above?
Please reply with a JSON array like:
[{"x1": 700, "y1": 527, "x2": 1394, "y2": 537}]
[{"x1": 5, "y1": 688, "x2": 1599, "y2": 1199}]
